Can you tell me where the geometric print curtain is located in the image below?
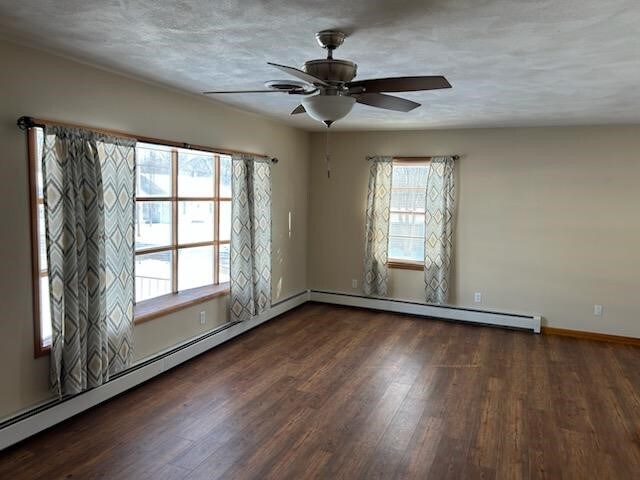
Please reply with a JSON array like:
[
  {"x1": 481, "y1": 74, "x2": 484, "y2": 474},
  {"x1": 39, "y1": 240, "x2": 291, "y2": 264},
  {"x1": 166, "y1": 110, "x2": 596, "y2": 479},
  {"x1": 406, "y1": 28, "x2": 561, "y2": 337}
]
[
  {"x1": 41, "y1": 126, "x2": 135, "y2": 397},
  {"x1": 99, "y1": 135, "x2": 136, "y2": 375},
  {"x1": 363, "y1": 156, "x2": 393, "y2": 297},
  {"x1": 424, "y1": 156, "x2": 456, "y2": 304},
  {"x1": 230, "y1": 154, "x2": 272, "y2": 322}
]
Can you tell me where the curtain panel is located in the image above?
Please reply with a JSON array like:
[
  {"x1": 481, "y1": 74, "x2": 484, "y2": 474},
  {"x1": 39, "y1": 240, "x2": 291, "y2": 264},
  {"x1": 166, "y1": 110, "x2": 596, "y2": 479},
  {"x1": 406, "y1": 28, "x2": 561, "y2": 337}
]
[
  {"x1": 230, "y1": 154, "x2": 272, "y2": 322},
  {"x1": 424, "y1": 156, "x2": 456, "y2": 304},
  {"x1": 363, "y1": 156, "x2": 393, "y2": 297},
  {"x1": 42, "y1": 126, "x2": 136, "y2": 397}
]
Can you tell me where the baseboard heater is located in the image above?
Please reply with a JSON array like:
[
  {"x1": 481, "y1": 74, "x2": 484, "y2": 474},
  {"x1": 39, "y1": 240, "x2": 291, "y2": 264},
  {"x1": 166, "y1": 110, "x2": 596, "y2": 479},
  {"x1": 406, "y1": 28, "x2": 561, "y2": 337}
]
[
  {"x1": 0, "y1": 290, "x2": 310, "y2": 451},
  {"x1": 309, "y1": 290, "x2": 542, "y2": 333}
]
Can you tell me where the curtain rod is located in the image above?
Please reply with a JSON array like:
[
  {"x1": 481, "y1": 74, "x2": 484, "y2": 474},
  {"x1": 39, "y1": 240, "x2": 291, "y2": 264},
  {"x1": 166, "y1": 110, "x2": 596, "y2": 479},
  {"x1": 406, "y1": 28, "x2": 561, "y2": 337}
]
[
  {"x1": 366, "y1": 155, "x2": 460, "y2": 161},
  {"x1": 16, "y1": 116, "x2": 278, "y2": 163}
]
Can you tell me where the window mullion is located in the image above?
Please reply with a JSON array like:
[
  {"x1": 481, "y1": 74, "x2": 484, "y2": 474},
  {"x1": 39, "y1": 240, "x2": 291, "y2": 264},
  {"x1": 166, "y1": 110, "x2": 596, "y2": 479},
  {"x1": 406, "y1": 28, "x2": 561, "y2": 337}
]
[
  {"x1": 171, "y1": 149, "x2": 178, "y2": 294},
  {"x1": 214, "y1": 155, "x2": 220, "y2": 285}
]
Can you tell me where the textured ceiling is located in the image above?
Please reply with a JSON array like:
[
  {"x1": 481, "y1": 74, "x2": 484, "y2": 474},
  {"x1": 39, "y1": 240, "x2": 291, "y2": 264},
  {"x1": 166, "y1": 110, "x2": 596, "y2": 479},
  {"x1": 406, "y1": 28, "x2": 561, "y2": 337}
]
[{"x1": 1, "y1": 0, "x2": 640, "y2": 131}]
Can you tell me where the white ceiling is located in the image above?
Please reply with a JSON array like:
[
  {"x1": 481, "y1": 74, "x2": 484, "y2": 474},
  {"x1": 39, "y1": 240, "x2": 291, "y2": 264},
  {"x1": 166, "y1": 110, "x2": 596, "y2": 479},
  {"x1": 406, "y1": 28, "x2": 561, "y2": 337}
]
[{"x1": 1, "y1": 0, "x2": 640, "y2": 131}]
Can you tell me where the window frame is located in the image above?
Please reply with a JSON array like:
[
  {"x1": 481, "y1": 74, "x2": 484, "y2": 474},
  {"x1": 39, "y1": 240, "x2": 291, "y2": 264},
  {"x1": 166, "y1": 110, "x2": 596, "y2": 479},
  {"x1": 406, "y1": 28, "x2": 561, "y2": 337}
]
[
  {"x1": 27, "y1": 128, "x2": 50, "y2": 357},
  {"x1": 387, "y1": 158, "x2": 431, "y2": 271},
  {"x1": 134, "y1": 144, "x2": 231, "y2": 318}
]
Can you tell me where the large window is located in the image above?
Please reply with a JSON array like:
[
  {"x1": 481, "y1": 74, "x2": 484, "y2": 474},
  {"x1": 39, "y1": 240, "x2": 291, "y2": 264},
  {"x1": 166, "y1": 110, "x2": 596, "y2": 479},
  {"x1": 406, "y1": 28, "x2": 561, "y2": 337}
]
[
  {"x1": 134, "y1": 143, "x2": 232, "y2": 302},
  {"x1": 388, "y1": 159, "x2": 430, "y2": 269},
  {"x1": 28, "y1": 129, "x2": 232, "y2": 356}
]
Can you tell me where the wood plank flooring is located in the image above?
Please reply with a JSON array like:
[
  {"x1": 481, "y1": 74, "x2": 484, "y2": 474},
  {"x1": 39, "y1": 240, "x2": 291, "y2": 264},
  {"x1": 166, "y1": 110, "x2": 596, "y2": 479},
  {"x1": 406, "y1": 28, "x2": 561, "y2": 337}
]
[{"x1": 1, "y1": 303, "x2": 639, "y2": 479}]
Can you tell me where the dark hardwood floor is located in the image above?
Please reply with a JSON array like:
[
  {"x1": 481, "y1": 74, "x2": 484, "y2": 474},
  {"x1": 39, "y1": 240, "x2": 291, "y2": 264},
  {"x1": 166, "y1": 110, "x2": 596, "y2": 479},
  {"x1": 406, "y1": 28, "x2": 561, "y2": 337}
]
[{"x1": 1, "y1": 303, "x2": 639, "y2": 479}]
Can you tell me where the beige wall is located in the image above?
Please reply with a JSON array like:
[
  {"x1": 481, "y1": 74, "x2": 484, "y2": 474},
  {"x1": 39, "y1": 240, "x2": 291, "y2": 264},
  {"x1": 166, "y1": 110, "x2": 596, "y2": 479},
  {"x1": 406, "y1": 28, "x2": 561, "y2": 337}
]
[
  {"x1": 308, "y1": 127, "x2": 640, "y2": 338},
  {"x1": 3, "y1": 38, "x2": 640, "y2": 421},
  {"x1": 0, "y1": 40, "x2": 309, "y2": 419}
]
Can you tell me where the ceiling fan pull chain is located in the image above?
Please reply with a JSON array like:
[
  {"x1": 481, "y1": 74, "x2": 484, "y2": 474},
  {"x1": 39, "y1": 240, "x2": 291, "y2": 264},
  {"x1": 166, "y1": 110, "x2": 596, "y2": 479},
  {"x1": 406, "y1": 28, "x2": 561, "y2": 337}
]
[{"x1": 325, "y1": 127, "x2": 331, "y2": 178}]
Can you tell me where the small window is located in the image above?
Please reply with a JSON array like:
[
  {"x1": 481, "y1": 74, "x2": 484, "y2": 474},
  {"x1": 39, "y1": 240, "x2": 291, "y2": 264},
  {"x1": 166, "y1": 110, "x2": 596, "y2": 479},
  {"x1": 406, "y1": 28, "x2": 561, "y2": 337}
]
[{"x1": 388, "y1": 160, "x2": 430, "y2": 269}]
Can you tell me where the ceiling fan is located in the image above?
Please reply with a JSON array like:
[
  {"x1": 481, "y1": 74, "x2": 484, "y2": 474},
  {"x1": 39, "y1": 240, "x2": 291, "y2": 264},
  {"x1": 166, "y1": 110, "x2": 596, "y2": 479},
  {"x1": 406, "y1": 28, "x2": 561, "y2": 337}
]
[{"x1": 203, "y1": 30, "x2": 451, "y2": 127}]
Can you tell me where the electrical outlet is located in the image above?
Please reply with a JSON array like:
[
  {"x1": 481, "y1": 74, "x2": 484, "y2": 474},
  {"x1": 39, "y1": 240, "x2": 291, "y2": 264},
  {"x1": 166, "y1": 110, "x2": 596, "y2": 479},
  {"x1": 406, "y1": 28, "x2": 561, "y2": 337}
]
[
  {"x1": 474, "y1": 292, "x2": 482, "y2": 303},
  {"x1": 199, "y1": 311, "x2": 206, "y2": 325},
  {"x1": 352, "y1": 279, "x2": 358, "y2": 289},
  {"x1": 594, "y1": 304, "x2": 603, "y2": 316}
]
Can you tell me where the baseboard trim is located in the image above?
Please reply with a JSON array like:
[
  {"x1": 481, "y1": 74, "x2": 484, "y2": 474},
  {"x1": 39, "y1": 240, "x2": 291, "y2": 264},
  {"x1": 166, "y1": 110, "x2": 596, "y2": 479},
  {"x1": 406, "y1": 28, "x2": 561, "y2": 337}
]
[
  {"x1": 542, "y1": 326, "x2": 640, "y2": 346},
  {"x1": 0, "y1": 290, "x2": 310, "y2": 451},
  {"x1": 309, "y1": 290, "x2": 542, "y2": 333}
]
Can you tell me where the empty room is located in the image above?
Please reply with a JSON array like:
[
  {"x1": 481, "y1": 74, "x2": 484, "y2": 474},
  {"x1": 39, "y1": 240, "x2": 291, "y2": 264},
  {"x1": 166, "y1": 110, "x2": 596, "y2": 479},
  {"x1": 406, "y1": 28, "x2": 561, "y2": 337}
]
[{"x1": 1, "y1": 1, "x2": 639, "y2": 478}]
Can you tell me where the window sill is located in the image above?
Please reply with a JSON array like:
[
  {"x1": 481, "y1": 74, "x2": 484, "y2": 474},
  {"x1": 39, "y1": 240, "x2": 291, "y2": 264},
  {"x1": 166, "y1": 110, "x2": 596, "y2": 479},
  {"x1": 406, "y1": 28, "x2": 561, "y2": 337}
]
[
  {"x1": 134, "y1": 283, "x2": 230, "y2": 325},
  {"x1": 35, "y1": 344, "x2": 51, "y2": 358},
  {"x1": 33, "y1": 285, "x2": 230, "y2": 356},
  {"x1": 388, "y1": 260, "x2": 424, "y2": 271}
]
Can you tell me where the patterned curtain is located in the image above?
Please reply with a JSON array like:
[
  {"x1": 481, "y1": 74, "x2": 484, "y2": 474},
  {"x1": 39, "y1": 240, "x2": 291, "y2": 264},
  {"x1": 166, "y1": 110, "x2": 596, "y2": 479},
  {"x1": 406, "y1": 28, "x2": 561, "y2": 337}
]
[
  {"x1": 424, "y1": 156, "x2": 456, "y2": 304},
  {"x1": 363, "y1": 156, "x2": 393, "y2": 296},
  {"x1": 42, "y1": 126, "x2": 135, "y2": 397},
  {"x1": 230, "y1": 154, "x2": 272, "y2": 322}
]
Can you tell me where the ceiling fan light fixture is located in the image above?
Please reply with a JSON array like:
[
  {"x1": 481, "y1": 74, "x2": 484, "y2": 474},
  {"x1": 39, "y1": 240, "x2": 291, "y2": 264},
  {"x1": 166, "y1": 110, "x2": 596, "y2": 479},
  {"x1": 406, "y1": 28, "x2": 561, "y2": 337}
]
[{"x1": 301, "y1": 94, "x2": 356, "y2": 125}]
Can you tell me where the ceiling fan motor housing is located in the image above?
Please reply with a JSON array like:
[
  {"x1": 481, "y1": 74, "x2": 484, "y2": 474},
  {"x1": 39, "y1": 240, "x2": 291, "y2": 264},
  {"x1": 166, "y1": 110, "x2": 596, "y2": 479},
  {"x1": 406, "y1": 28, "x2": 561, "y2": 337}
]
[{"x1": 303, "y1": 59, "x2": 357, "y2": 84}]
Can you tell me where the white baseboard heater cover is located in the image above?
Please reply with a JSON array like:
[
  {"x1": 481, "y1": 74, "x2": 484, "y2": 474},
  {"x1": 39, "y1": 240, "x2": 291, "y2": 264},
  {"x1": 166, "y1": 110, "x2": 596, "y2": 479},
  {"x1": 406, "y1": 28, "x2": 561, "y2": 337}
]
[{"x1": 310, "y1": 290, "x2": 542, "y2": 333}]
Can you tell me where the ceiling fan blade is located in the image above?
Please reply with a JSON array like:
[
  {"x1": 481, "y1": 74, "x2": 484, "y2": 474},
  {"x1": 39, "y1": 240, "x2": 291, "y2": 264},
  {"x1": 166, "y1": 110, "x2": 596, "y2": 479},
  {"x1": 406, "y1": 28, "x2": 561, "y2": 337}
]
[
  {"x1": 290, "y1": 105, "x2": 306, "y2": 115},
  {"x1": 267, "y1": 62, "x2": 329, "y2": 87},
  {"x1": 348, "y1": 76, "x2": 451, "y2": 93},
  {"x1": 203, "y1": 89, "x2": 284, "y2": 94},
  {"x1": 353, "y1": 93, "x2": 421, "y2": 112}
]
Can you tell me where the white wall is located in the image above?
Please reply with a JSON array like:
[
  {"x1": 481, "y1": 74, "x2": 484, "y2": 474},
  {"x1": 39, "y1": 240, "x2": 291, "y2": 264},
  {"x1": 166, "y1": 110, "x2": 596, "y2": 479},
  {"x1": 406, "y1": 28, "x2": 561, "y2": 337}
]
[
  {"x1": 308, "y1": 127, "x2": 640, "y2": 338},
  {"x1": 0, "y1": 40, "x2": 309, "y2": 419}
]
